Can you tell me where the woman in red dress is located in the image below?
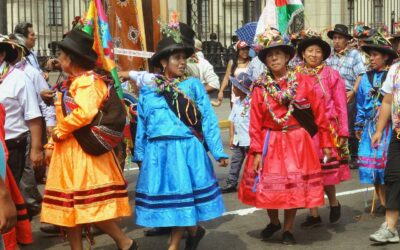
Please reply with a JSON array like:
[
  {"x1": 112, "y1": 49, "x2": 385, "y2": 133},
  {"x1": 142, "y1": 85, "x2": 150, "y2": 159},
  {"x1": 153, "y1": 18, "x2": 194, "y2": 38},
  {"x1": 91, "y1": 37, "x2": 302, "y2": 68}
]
[
  {"x1": 0, "y1": 103, "x2": 32, "y2": 250},
  {"x1": 238, "y1": 28, "x2": 332, "y2": 245}
]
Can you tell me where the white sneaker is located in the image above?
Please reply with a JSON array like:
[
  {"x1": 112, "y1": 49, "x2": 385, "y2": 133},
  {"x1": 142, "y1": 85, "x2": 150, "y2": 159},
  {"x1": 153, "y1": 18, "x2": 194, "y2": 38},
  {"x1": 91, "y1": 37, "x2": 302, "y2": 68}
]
[{"x1": 370, "y1": 223, "x2": 400, "y2": 243}]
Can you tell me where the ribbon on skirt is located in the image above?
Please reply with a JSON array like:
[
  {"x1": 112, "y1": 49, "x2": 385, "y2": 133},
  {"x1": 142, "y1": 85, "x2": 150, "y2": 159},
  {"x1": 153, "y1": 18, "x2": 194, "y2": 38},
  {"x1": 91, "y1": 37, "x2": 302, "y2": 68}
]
[{"x1": 252, "y1": 129, "x2": 271, "y2": 193}]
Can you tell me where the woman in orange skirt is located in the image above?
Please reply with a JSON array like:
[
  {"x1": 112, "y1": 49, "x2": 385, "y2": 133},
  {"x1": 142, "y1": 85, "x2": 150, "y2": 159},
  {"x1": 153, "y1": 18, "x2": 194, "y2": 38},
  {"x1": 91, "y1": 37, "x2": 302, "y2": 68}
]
[{"x1": 41, "y1": 29, "x2": 136, "y2": 250}]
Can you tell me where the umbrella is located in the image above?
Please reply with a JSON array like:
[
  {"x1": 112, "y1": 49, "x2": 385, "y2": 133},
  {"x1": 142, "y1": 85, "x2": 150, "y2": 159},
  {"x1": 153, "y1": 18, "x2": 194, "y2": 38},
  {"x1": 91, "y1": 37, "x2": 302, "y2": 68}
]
[{"x1": 236, "y1": 22, "x2": 257, "y2": 45}]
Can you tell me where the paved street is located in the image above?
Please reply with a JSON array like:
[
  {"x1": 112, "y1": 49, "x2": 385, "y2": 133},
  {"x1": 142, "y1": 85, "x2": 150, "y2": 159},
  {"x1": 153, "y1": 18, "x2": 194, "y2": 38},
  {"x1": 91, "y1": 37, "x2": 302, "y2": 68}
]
[{"x1": 21, "y1": 110, "x2": 400, "y2": 249}]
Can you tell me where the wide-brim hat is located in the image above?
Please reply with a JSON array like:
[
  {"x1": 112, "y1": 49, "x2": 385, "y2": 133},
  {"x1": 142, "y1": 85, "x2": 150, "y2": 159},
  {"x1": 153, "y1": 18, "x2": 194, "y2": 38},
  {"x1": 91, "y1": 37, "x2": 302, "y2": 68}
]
[
  {"x1": 229, "y1": 72, "x2": 253, "y2": 95},
  {"x1": 258, "y1": 44, "x2": 295, "y2": 64},
  {"x1": 297, "y1": 37, "x2": 331, "y2": 61},
  {"x1": 57, "y1": 29, "x2": 98, "y2": 64},
  {"x1": 327, "y1": 24, "x2": 353, "y2": 40},
  {"x1": 150, "y1": 36, "x2": 195, "y2": 68},
  {"x1": 0, "y1": 35, "x2": 22, "y2": 63},
  {"x1": 361, "y1": 44, "x2": 398, "y2": 63}
]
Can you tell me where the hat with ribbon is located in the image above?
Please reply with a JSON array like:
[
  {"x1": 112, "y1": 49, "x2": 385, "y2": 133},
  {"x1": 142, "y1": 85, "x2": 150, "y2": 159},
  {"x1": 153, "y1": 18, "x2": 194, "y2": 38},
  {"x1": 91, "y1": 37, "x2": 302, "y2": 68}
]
[
  {"x1": 353, "y1": 23, "x2": 372, "y2": 39},
  {"x1": 0, "y1": 34, "x2": 24, "y2": 63},
  {"x1": 151, "y1": 11, "x2": 194, "y2": 68},
  {"x1": 255, "y1": 27, "x2": 295, "y2": 63},
  {"x1": 297, "y1": 29, "x2": 331, "y2": 61},
  {"x1": 361, "y1": 31, "x2": 398, "y2": 64},
  {"x1": 229, "y1": 72, "x2": 253, "y2": 95}
]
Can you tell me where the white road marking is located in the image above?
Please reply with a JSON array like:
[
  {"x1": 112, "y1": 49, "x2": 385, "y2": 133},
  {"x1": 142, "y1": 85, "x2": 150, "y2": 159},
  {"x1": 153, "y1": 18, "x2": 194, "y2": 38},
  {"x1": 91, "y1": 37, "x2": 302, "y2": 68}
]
[
  {"x1": 124, "y1": 166, "x2": 140, "y2": 171},
  {"x1": 223, "y1": 187, "x2": 375, "y2": 216}
]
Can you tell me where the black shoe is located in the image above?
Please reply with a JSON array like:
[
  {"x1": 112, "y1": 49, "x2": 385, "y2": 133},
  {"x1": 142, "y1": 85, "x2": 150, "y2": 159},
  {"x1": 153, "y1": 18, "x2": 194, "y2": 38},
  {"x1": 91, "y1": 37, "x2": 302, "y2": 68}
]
[
  {"x1": 221, "y1": 185, "x2": 237, "y2": 193},
  {"x1": 118, "y1": 239, "x2": 138, "y2": 250},
  {"x1": 185, "y1": 226, "x2": 206, "y2": 250},
  {"x1": 261, "y1": 222, "x2": 281, "y2": 239},
  {"x1": 300, "y1": 216, "x2": 322, "y2": 228},
  {"x1": 330, "y1": 202, "x2": 341, "y2": 223},
  {"x1": 40, "y1": 224, "x2": 62, "y2": 235},
  {"x1": 144, "y1": 227, "x2": 172, "y2": 237},
  {"x1": 282, "y1": 231, "x2": 297, "y2": 245}
]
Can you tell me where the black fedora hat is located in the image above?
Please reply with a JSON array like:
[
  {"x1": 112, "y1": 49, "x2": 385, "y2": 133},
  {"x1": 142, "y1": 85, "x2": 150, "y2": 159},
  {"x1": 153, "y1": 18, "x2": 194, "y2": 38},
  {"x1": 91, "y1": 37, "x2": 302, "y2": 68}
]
[
  {"x1": 362, "y1": 31, "x2": 398, "y2": 64},
  {"x1": 150, "y1": 36, "x2": 195, "y2": 68},
  {"x1": 258, "y1": 44, "x2": 295, "y2": 63},
  {"x1": 361, "y1": 44, "x2": 398, "y2": 64},
  {"x1": 298, "y1": 37, "x2": 331, "y2": 61},
  {"x1": 327, "y1": 24, "x2": 353, "y2": 40},
  {"x1": 57, "y1": 29, "x2": 98, "y2": 64},
  {"x1": 179, "y1": 22, "x2": 196, "y2": 47},
  {"x1": 255, "y1": 27, "x2": 295, "y2": 63}
]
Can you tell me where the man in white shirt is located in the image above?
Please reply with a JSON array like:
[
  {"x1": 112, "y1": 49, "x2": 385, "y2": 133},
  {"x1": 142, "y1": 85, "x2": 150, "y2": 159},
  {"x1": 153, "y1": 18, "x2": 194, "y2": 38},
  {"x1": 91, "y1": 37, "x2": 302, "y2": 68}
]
[
  {"x1": 0, "y1": 36, "x2": 44, "y2": 218},
  {"x1": 193, "y1": 39, "x2": 220, "y2": 92},
  {"x1": 14, "y1": 22, "x2": 41, "y2": 71}
]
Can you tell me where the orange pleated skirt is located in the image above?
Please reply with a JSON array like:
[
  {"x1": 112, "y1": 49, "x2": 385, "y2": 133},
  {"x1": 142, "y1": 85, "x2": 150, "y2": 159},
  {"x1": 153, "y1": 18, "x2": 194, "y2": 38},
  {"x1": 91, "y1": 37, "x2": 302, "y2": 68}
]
[{"x1": 40, "y1": 135, "x2": 131, "y2": 227}]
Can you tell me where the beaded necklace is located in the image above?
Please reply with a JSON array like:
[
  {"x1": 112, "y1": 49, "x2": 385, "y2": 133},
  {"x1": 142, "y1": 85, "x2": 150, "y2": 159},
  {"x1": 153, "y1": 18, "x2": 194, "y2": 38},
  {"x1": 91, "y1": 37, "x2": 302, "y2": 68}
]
[
  {"x1": 258, "y1": 71, "x2": 299, "y2": 125},
  {"x1": 154, "y1": 74, "x2": 186, "y2": 98},
  {"x1": 296, "y1": 63, "x2": 325, "y2": 76},
  {"x1": 153, "y1": 74, "x2": 199, "y2": 126}
]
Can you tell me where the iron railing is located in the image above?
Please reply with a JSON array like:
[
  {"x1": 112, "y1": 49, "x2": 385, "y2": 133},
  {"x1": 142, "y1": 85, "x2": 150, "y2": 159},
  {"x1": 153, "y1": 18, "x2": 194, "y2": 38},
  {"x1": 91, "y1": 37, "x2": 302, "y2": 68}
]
[
  {"x1": 5, "y1": 0, "x2": 90, "y2": 60},
  {"x1": 348, "y1": 0, "x2": 400, "y2": 34},
  {"x1": 187, "y1": 0, "x2": 263, "y2": 69}
]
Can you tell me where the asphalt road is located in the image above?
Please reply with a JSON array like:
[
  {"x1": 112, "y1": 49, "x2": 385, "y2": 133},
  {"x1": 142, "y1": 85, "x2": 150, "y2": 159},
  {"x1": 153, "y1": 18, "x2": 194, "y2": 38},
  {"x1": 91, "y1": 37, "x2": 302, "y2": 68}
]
[{"x1": 22, "y1": 129, "x2": 399, "y2": 250}]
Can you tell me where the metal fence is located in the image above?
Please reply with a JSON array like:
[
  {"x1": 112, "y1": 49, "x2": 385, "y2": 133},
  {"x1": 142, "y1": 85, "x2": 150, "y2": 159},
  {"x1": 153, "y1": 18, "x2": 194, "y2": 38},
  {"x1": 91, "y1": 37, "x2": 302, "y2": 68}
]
[
  {"x1": 4, "y1": 0, "x2": 90, "y2": 59},
  {"x1": 187, "y1": 0, "x2": 263, "y2": 68},
  {"x1": 348, "y1": 0, "x2": 400, "y2": 34}
]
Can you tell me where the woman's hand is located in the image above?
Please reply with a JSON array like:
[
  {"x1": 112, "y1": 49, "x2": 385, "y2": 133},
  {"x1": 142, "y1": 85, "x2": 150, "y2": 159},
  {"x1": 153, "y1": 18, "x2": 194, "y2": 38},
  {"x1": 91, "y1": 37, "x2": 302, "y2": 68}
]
[
  {"x1": 346, "y1": 90, "x2": 355, "y2": 103},
  {"x1": 338, "y1": 136, "x2": 348, "y2": 147},
  {"x1": 218, "y1": 158, "x2": 229, "y2": 167},
  {"x1": 371, "y1": 131, "x2": 383, "y2": 148},
  {"x1": 253, "y1": 153, "x2": 262, "y2": 173},
  {"x1": 355, "y1": 131, "x2": 363, "y2": 140},
  {"x1": 322, "y1": 148, "x2": 332, "y2": 163},
  {"x1": 217, "y1": 91, "x2": 224, "y2": 103},
  {"x1": 45, "y1": 149, "x2": 53, "y2": 166},
  {"x1": 51, "y1": 130, "x2": 62, "y2": 143},
  {"x1": 40, "y1": 89, "x2": 56, "y2": 105},
  {"x1": 0, "y1": 188, "x2": 17, "y2": 234}
]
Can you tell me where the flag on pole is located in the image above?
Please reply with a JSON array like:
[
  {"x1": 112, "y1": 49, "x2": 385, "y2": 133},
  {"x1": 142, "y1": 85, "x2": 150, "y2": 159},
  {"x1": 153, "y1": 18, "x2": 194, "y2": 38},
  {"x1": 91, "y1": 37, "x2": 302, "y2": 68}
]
[
  {"x1": 255, "y1": 0, "x2": 304, "y2": 36},
  {"x1": 82, "y1": 0, "x2": 124, "y2": 99}
]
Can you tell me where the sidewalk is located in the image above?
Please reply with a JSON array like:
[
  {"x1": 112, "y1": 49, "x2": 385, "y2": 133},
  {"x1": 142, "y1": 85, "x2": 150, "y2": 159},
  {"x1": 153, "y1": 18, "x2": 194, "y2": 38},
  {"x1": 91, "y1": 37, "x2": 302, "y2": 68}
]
[{"x1": 212, "y1": 98, "x2": 231, "y2": 129}]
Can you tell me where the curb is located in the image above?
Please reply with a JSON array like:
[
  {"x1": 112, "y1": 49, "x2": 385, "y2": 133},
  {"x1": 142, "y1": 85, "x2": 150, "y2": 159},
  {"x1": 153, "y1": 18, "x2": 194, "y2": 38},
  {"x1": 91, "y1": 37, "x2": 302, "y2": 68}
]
[{"x1": 219, "y1": 120, "x2": 230, "y2": 129}]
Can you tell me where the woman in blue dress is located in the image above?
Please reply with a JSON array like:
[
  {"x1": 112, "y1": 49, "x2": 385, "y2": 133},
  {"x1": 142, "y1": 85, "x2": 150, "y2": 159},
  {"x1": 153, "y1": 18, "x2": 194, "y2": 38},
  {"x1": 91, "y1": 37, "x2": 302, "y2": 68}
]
[
  {"x1": 355, "y1": 32, "x2": 398, "y2": 213},
  {"x1": 133, "y1": 30, "x2": 228, "y2": 249}
]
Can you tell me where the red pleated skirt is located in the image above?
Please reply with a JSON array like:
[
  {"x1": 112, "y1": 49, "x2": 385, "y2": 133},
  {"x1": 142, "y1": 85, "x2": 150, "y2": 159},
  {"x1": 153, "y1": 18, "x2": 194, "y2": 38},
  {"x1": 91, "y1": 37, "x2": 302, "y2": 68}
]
[
  {"x1": 238, "y1": 127, "x2": 325, "y2": 209},
  {"x1": 2, "y1": 167, "x2": 32, "y2": 250}
]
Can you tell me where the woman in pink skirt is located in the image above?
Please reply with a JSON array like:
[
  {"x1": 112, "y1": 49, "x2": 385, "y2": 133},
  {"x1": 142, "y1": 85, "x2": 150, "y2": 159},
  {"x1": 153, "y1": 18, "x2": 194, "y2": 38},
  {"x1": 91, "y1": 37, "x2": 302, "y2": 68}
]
[{"x1": 295, "y1": 30, "x2": 351, "y2": 227}]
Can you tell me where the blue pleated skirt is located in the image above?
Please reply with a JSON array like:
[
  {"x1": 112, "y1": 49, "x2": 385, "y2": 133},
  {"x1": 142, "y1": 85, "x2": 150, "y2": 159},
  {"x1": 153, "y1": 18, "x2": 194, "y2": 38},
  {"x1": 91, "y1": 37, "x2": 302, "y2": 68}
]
[
  {"x1": 358, "y1": 121, "x2": 392, "y2": 185},
  {"x1": 135, "y1": 136, "x2": 225, "y2": 227}
]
